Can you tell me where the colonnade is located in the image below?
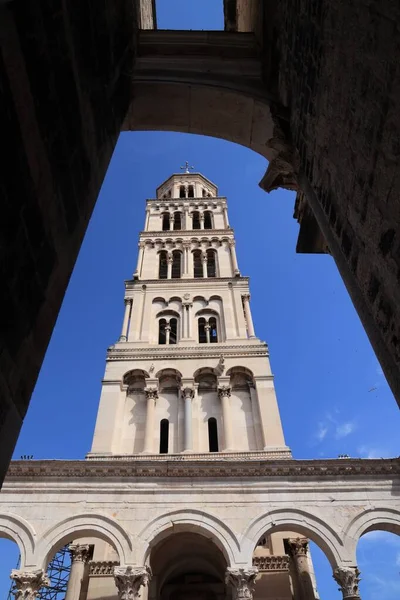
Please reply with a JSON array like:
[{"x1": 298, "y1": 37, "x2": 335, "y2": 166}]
[{"x1": 9, "y1": 553, "x2": 362, "y2": 600}]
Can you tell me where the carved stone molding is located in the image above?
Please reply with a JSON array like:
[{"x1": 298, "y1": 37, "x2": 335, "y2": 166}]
[
  {"x1": 10, "y1": 569, "x2": 50, "y2": 599},
  {"x1": 225, "y1": 568, "x2": 258, "y2": 600},
  {"x1": 144, "y1": 387, "x2": 158, "y2": 401},
  {"x1": 89, "y1": 560, "x2": 119, "y2": 576},
  {"x1": 287, "y1": 537, "x2": 309, "y2": 556},
  {"x1": 69, "y1": 543, "x2": 92, "y2": 564},
  {"x1": 333, "y1": 566, "x2": 361, "y2": 599},
  {"x1": 252, "y1": 555, "x2": 289, "y2": 572},
  {"x1": 114, "y1": 565, "x2": 151, "y2": 600},
  {"x1": 218, "y1": 385, "x2": 231, "y2": 399}
]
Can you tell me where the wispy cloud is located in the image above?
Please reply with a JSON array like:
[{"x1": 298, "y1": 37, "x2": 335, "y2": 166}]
[
  {"x1": 316, "y1": 423, "x2": 328, "y2": 441},
  {"x1": 357, "y1": 445, "x2": 395, "y2": 459},
  {"x1": 313, "y1": 411, "x2": 356, "y2": 444},
  {"x1": 335, "y1": 422, "x2": 355, "y2": 438}
]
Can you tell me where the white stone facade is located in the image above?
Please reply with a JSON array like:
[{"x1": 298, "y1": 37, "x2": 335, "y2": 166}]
[{"x1": 1, "y1": 171, "x2": 399, "y2": 600}]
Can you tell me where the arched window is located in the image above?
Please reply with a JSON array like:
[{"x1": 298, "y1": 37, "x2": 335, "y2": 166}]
[
  {"x1": 173, "y1": 211, "x2": 182, "y2": 230},
  {"x1": 159, "y1": 419, "x2": 169, "y2": 453},
  {"x1": 192, "y1": 211, "x2": 201, "y2": 229},
  {"x1": 179, "y1": 185, "x2": 186, "y2": 198},
  {"x1": 208, "y1": 418, "x2": 219, "y2": 452},
  {"x1": 167, "y1": 190, "x2": 172, "y2": 198},
  {"x1": 162, "y1": 213, "x2": 170, "y2": 231},
  {"x1": 169, "y1": 318, "x2": 177, "y2": 344},
  {"x1": 204, "y1": 211, "x2": 213, "y2": 229},
  {"x1": 206, "y1": 249, "x2": 217, "y2": 277},
  {"x1": 159, "y1": 251, "x2": 168, "y2": 279},
  {"x1": 209, "y1": 317, "x2": 218, "y2": 343},
  {"x1": 198, "y1": 317, "x2": 207, "y2": 343},
  {"x1": 193, "y1": 250, "x2": 203, "y2": 278},
  {"x1": 202, "y1": 188, "x2": 207, "y2": 197},
  {"x1": 159, "y1": 318, "x2": 167, "y2": 344},
  {"x1": 188, "y1": 185, "x2": 194, "y2": 198},
  {"x1": 171, "y1": 250, "x2": 182, "y2": 279}
]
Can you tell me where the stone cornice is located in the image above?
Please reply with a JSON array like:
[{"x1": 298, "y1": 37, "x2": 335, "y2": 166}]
[
  {"x1": 106, "y1": 342, "x2": 269, "y2": 361},
  {"x1": 125, "y1": 276, "x2": 249, "y2": 287},
  {"x1": 139, "y1": 229, "x2": 233, "y2": 238},
  {"x1": 5, "y1": 458, "x2": 399, "y2": 481}
]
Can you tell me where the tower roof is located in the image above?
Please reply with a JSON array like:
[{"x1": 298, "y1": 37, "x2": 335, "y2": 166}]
[{"x1": 156, "y1": 164, "x2": 218, "y2": 199}]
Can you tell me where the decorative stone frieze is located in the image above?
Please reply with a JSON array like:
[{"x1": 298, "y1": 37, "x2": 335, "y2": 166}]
[
  {"x1": 10, "y1": 569, "x2": 50, "y2": 600},
  {"x1": 252, "y1": 555, "x2": 289, "y2": 571},
  {"x1": 333, "y1": 566, "x2": 361, "y2": 599},
  {"x1": 225, "y1": 568, "x2": 258, "y2": 600},
  {"x1": 89, "y1": 561, "x2": 120, "y2": 576},
  {"x1": 114, "y1": 566, "x2": 151, "y2": 600}
]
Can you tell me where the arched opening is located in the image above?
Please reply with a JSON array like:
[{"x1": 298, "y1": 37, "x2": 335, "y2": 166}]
[
  {"x1": 159, "y1": 318, "x2": 167, "y2": 344},
  {"x1": 206, "y1": 249, "x2": 217, "y2": 277},
  {"x1": 173, "y1": 212, "x2": 182, "y2": 230},
  {"x1": 198, "y1": 317, "x2": 207, "y2": 343},
  {"x1": 192, "y1": 211, "x2": 201, "y2": 229},
  {"x1": 169, "y1": 317, "x2": 177, "y2": 345},
  {"x1": 162, "y1": 212, "x2": 170, "y2": 231},
  {"x1": 204, "y1": 211, "x2": 213, "y2": 229},
  {"x1": 160, "y1": 419, "x2": 169, "y2": 454},
  {"x1": 159, "y1": 251, "x2": 168, "y2": 279},
  {"x1": 209, "y1": 317, "x2": 218, "y2": 343},
  {"x1": 193, "y1": 249, "x2": 203, "y2": 278},
  {"x1": 0, "y1": 537, "x2": 22, "y2": 599},
  {"x1": 356, "y1": 524, "x2": 400, "y2": 599},
  {"x1": 171, "y1": 250, "x2": 182, "y2": 279},
  {"x1": 208, "y1": 418, "x2": 219, "y2": 452},
  {"x1": 188, "y1": 185, "x2": 194, "y2": 198},
  {"x1": 179, "y1": 185, "x2": 186, "y2": 198}
]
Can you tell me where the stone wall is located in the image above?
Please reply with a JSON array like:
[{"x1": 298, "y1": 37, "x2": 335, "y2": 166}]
[
  {"x1": 274, "y1": 0, "x2": 400, "y2": 402},
  {"x1": 0, "y1": 0, "x2": 140, "y2": 484}
]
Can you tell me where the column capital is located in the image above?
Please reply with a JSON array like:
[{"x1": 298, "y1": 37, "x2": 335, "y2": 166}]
[
  {"x1": 114, "y1": 565, "x2": 152, "y2": 600},
  {"x1": 167, "y1": 254, "x2": 174, "y2": 264},
  {"x1": 69, "y1": 543, "x2": 92, "y2": 563},
  {"x1": 225, "y1": 567, "x2": 258, "y2": 600},
  {"x1": 218, "y1": 385, "x2": 231, "y2": 399},
  {"x1": 287, "y1": 537, "x2": 309, "y2": 556},
  {"x1": 181, "y1": 386, "x2": 195, "y2": 400},
  {"x1": 124, "y1": 298, "x2": 133, "y2": 306},
  {"x1": 228, "y1": 238, "x2": 236, "y2": 247},
  {"x1": 11, "y1": 569, "x2": 50, "y2": 599},
  {"x1": 333, "y1": 566, "x2": 361, "y2": 599},
  {"x1": 201, "y1": 253, "x2": 208, "y2": 262},
  {"x1": 145, "y1": 387, "x2": 158, "y2": 401},
  {"x1": 138, "y1": 241, "x2": 146, "y2": 249},
  {"x1": 242, "y1": 293, "x2": 251, "y2": 302}
]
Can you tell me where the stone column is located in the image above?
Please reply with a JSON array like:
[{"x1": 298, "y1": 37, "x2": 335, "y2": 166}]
[
  {"x1": 229, "y1": 239, "x2": 240, "y2": 276},
  {"x1": 134, "y1": 242, "x2": 145, "y2": 279},
  {"x1": 242, "y1": 294, "x2": 255, "y2": 338},
  {"x1": 218, "y1": 385, "x2": 234, "y2": 451},
  {"x1": 184, "y1": 206, "x2": 189, "y2": 229},
  {"x1": 205, "y1": 323, "x2": 211, "y2": 344},
  {"x1": 143, "y1": 387, "x2": 158, "y2": 454},
  {"x1": 225, "y1": 568, "x2": 258, "y2": 600},
  {"x1": 287, "y1": 538, "x2": 315, "y2": 600},
  {"x1": 200, "y1": 213, "x2": 205, "y2": 229},
  {"x1": 333, "y1": 566, "x2": 361, "y2": 600},
  {"x1": 187, "y1": 302, "x2": 193, "y2": 338},
  {"x1": 223, "y1": 204, "x2": 230, "y2": 228},
  {"x1": 169, "y1": 214, "x2": 174, "y2": 231},
  {"x1": 114, "y1": 565, "x2": 151, "y2": 600},
  {"x1": 10, "y1": 569, "x2": 50, "y2": 600},
  {"x1": 65, "y1": 544, "x2": 91, "y2": 600},
  {"x1": 167, "y1": 254, "x2": 173, "y2": 279},
  {"x1": 165, "y1": 324, "x2": 171, "y2": 345},
  {"x1": 182, "y1": 241, "x2": 190, "y2": 276},
  {"x1": 119, "y1": 299, "x2": 132, "y2": 342},
  {"x1": 182, "y1": 386, "x2": 195, "y2": 452},
  {"x1": 202, "y1": 253, "x2": 208, "y2": 278},
  {"x1": 145, "y1": 208, "x2": 150, "y2": 230}
]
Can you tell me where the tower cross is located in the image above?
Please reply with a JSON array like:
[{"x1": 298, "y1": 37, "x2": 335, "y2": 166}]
[{"x1": 180, "y1": 161, "x2": 194, "y2": 173}]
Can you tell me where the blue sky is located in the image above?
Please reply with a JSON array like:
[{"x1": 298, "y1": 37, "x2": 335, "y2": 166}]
[{"x1": 0, "y1": 1, "x2": 399, "y2": 598}]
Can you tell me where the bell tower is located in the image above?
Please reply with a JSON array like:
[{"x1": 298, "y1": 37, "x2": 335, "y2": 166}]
[{"x1": 88, "y1": 166, "x2": 291, "y2": 459}]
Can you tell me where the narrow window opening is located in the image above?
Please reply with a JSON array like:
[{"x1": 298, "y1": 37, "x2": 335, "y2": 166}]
[
  {"x1": 159, "y1": 319, "x2": 167, "y2": 344},
  {"x1": 209, "y1": 317, "x2": 218, "y2": 343},
  {"x1": 204, "y1": 211, "x2": 213, "y2": 229},
  {"x1": 171, "y1": 251, "x2": 182, "y2": 278},
  {"x1": 188, "y1": 185, "x2": 194, "y2": 198},
  {"x1": 159, "y1": 419, "x2": 169, "y2": 453},
  {"x1": 192, "y1": 211, "x2": 201, "y2": 229},
  {"x1": 167, "y1": 190, "x2": 171, "y2": 198},
  {"x1": 206, "y1": 249, "x2": 216, "y2": 277},
  {"x1": 159, "y1": 251, "x2": 168, "y2": 279},
  {"x1": 169, "y1": 318, "x2": 177, "y2": 344},
  {"x1": 202, "y1": 188, "x2": 207, "y2": 197},
  {"x1": 173, "y1": 212, "x2": 182, "y2": 230},
  {"x1": 162, "y1": 213, "x2": 170, "y2": 231},
  {"x1": 193, "y1": 250, "x2": 203, "y2": 278},
  {"x1": 198, "y1": 317, "x2": 207, "y2": 343},
  {"x1": 179, "y1": 185, "x2": 186, "y2": 198},
  {"x1": 208, "y1": 418, "x2": 219, "y2": 452}
]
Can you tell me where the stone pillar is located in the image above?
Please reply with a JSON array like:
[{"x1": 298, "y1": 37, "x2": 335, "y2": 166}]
[
  {"x1": 287, "y1": 538, "x2": 315, "y2": 600},
  {"x1": 223, "y1": 205, "x2": 230, "y2": 228},
  {"x1": 333, "y1": 566, "x2": 361, "y2": 600},
  {"x1": 65, "y1": 544, "x2": 91, "y2": 600},
  {"x1": 225, "y1": 568, "x2": 258, "y2": 600},
  {"x1": 182, "y1": 386, "x2": 195, "y2": 452},
  {"x1": 134, "y1": 242, "x2": 145, "y2": 278},
  {"x1": 143, "y1": 387, "x2": 158, "y2": 454},
  {"x1": 167, "y1": 254, "x2": 173, "y2": 279},
  {"x1": 10, "y1": 569, "x2": 50, "y2": 600},
  {"x1": 187, "y1": 302, "x2": 193, "y2": 338},
  {"x1": 169, "y1": 214, "x2": 174, "y2": 231},
  {"x1": 114, "y1": 565, "x2": 151, "y2": 600},
  {"x1": 229, "y1": 240, "x2": 240, "y2": 276},
  {"x1": 184, "y1": 206, "x2": 189, "y2": 230},
  {"x1": 242, "y1": 294, "x2": 255, "y2": 338},
  {"x1": 218, "y1": 385, "x2": 234, "y2": 451},
  {"x1": 202, "y1": 253, "x2": 208, "y2": 278},
  {"x1": 165, "y1": 324, "x2": 171, "y2": 345},
  {"x1": 119, "y1": 299, "x2": 132, "y2": 342},
  {"x1": 200, "y1": 213, "x2": 205, "y2": 229},
  {"x1": 205, "y1": 323, "x2": 211, "y2": 344}
]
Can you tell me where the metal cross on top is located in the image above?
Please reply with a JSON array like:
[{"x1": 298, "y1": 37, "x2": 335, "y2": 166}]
[{"x1": 180, "y1": 161, "x2": 194, "y2": 173}]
